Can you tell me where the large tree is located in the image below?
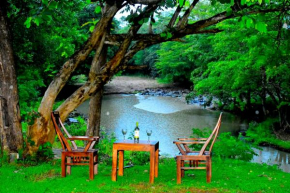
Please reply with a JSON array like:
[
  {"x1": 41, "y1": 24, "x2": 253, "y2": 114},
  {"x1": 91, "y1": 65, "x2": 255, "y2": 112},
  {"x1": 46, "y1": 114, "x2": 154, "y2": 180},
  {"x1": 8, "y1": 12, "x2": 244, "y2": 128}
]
[
  {"x1": 0, "y1": 0, "x2": 23, "y2": 153},
  {"x1": 23, "y1": 0, "x2": 289, "y2": 154}
]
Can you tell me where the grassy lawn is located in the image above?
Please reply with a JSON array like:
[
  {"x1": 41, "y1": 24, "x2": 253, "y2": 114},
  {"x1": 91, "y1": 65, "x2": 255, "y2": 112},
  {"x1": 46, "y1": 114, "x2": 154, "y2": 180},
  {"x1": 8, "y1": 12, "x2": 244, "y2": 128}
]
[{"x1": 1, "y1": 158, "x2": 289, "y2": 193}]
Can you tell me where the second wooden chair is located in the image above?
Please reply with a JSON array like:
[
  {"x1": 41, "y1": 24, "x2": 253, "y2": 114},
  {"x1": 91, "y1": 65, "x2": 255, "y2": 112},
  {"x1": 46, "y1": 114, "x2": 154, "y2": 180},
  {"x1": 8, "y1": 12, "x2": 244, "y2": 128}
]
[
  {"x1": 174, "y1": 112, "x2": 222, "y2": 184},
  {"x1": 51, "y1": 111, "x2": 99, "y2": 180}
]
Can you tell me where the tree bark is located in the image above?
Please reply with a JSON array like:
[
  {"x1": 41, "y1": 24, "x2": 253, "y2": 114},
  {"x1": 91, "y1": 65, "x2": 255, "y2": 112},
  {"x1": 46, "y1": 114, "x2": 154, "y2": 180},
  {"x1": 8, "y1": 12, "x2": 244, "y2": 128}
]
[
  {"x1": 0, "y1": 1, "x2": 23, "y2": 153},
  {"x1": 87, "y1": 45, "x2": 108, "y2": 137}
]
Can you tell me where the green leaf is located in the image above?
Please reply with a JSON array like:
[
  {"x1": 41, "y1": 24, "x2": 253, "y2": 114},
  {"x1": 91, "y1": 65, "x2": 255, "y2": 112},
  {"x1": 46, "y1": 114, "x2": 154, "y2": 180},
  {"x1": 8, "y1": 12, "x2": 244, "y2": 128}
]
[
  {"x1": 86, "y1": 0, "x2": 91, "y2": 3},
  {"x1": 49, "y1": 1, "x2": 58, "y2": 9},
  {"x1": 24, "y1": 17, "x2": 32, "y2": 28},
  {"x1": 258, "y1": 0, "x2": 262, "y2": 4},
  {"x1": 185, "y1": 0, "x2": 190, "y2": 7},
  {"x1": 246, "y1": 18, "x2": 253, "y2": 28},
  {"x1": 95, "y1": 5, "x2": 101, "y2": 14},
  {"x1": 166, "y1": 32, "x2": 173, "y2": 39},
  {"x1": 56, "y1": 43, "x2": 63, "y2": 51},
  {"x1": 160, "y1": 32, "x2": 167, "y2": 38},
  {"x1": 264, "y1": 0, "x2": 270, "y2": 3},
  {"x1": 138, "y1": 19, "x2": 144, "y2": 25},
  {"x1": 89, "y1": 26, "x2": 95, "y2": 32},
  {"x1": 179, "y1": 0, "x2": 185, "y2": 7},
  {"x1": 255, "y1": 22, "x2": 267, "y2": 33},
  {"x1": 226, "y1": 8, "x2": 232, "y2": 16},
  {"x1": 33, "y1": 17, "x2": 41, "y2": 26},
  {"x1": 42, "y1": 0, "x2": 48, "y2": 5}
]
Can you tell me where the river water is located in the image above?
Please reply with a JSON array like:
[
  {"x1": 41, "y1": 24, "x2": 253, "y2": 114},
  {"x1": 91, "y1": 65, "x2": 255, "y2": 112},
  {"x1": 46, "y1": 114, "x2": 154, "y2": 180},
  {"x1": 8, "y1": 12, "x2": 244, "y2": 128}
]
[{"x1": 76, "y1": 94, "x2": 290, "y2": 172}]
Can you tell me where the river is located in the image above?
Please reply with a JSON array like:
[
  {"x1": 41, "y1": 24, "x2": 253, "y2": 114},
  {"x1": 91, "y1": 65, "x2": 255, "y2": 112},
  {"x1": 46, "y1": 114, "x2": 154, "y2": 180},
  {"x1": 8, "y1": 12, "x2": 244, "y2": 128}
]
[{"x1": 76, "y1": 94, "x2": 290, "y2": 172}]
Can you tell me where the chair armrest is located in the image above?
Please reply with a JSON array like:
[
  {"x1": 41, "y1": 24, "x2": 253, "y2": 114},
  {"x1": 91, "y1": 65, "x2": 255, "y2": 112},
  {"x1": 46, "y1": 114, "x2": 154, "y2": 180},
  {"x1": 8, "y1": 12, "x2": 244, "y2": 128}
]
[
  {"x1": 68, "y1": 136, "x2": 99, "y2": 141},
  {"x1": 178, "y1": 138, "x2": 208, "y2": 141},
  {"x1": 173, "y1": 141, "x2": 205, "y2": 144}
]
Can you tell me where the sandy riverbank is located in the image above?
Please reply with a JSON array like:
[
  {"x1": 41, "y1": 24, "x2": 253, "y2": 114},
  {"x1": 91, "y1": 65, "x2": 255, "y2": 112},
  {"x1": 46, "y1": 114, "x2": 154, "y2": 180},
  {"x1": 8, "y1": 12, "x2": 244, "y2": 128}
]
[{"x1": 103, "y1": 76, "x2": 186, "y2": 94}]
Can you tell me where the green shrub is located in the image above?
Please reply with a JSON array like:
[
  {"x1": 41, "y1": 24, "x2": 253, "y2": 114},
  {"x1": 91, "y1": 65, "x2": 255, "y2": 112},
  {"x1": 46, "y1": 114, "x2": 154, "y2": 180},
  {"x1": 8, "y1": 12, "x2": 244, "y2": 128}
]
[
  {"x1": 36, "y1": 142, "x2": 54, "y2": 162},
  {"x1": 65, "y1": 116, "x2": 87, "y2": 136},
  {"x1": 18, "y1": 142, "x2": 54, "y2": 165},
  {"x1": 0, "y1": 151, "x2": 9, "y2": 166},
  {"x1": 125, "y1": 151, "x2": 150, "y2": 166},
  {"x1": 214, "y1": 133, "x2": 257, "y2": 161},
  {"x1": 246, "y1": 119, "x2": 290, "y2": 149},
  {"x1": 189, "y1": 127, "x2": 211, "y2": 150},
  {"x1": 96, "y1": 126, "x2": 116, "y2": 165},
  {"x1": 189, "y1": 128, "x2": 256, "y2": 161}
]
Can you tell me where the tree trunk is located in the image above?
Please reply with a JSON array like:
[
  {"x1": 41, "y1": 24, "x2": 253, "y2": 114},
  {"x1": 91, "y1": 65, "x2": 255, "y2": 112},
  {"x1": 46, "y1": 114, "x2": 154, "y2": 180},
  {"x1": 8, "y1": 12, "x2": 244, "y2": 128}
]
[
  {"x1": 0, "y1": 1, "x2": 23, "y2": 153},
  {"x1": 279, "y1": 105, "x2": 290, "y2": 132},
  {"x1": 87, "y1": 45, "x2": 108, "y2": 137}
]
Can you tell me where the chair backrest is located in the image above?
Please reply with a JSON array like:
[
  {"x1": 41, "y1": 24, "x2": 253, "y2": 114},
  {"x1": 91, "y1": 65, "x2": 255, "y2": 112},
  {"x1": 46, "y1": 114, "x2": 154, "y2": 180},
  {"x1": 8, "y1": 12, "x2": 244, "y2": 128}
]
[
  {"x1": 51, "y1": 111, "x2": 77, "y2": 151},
  {"x1": 199, "y1": 112, "x2": 222, "y2": 156}
]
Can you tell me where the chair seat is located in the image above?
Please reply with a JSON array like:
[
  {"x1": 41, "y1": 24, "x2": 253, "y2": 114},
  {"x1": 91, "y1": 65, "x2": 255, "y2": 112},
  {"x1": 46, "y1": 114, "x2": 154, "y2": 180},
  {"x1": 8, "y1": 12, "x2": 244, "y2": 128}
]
[
  {"x1": 62, "y1": 148, "x2": 98, "y2": 153},
  {"x1": 186, "y1": 151, "x2": 210, "y2": 156}
]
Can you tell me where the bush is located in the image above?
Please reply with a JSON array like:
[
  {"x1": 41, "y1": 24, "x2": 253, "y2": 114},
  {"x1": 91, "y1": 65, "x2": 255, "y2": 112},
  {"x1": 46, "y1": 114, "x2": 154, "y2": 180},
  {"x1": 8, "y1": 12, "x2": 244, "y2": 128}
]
[
  {"x1": 190, "y1": 128, "x2": 256, "y2": 161},
  {"x1": 96, "y1": 127, "x2": 116, "y2": 165},
  {"x1": 18, "y1": 142, "x2": 54, "y2": 166},
  {"x1": 214, "y1": 133, "x2": 257, "y2": 161},
  {"x1": 246, "y1": 119, "x2": 290, "y2": 149},
  {"x1": 65, "y1": 116, "x2": 87, "y2": 136},
  {"x1": 246, "y1": 119, "x2": 276, "y2": 146}
]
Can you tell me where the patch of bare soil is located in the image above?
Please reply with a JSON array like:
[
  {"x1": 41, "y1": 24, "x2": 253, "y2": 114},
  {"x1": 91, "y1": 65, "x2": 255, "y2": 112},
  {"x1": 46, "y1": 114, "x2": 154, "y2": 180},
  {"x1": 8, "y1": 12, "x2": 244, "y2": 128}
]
[{"x1": 104, "y1": 76, "x2": 183, "y2": 94}]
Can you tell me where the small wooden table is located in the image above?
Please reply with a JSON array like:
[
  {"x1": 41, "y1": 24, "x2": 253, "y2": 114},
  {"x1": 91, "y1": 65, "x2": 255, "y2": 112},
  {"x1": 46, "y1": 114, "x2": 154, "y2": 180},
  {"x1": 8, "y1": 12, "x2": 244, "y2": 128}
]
[{"x1": 111, "y1": 140, "x2": 159, "y2": 183}]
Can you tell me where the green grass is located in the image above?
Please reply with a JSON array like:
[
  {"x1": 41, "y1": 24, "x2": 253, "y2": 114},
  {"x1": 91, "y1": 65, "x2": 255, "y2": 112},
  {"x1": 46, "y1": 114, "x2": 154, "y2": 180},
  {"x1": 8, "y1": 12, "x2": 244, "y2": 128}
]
[{"x1": 1, "y1": 158, "x2": 289, "y2": 193}]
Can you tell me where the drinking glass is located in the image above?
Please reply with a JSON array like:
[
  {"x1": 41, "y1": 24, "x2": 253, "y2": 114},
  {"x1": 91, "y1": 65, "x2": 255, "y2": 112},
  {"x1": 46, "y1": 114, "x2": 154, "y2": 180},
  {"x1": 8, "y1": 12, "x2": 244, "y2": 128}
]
[
  {"x1": 146, "y1": 130, "x2": 152, "y2": 142},
  {"x1": 122, "y1": 129, "x2": 127, "y2": 141}
]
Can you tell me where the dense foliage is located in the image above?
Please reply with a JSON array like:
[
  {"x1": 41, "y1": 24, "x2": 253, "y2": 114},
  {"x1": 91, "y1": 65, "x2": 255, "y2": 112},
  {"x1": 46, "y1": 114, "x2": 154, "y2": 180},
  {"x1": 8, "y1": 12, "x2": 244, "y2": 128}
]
[{"x1": 156, "y1": 8, "x2": 290, "y2": 133}]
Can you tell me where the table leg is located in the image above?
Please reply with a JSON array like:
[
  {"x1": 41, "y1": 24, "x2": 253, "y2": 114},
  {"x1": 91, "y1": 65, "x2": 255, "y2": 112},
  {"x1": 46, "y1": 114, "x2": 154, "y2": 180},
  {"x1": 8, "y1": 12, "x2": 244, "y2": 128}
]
[
  {"x1": 118, "y1": 150, "x2": 124, "y2": 176},
  {"x1": 112, "y1": 148, "x2": 118, "y2": 181},
  {"x1": 149, "y1": 148, "x2": 155, "y2": 184},
  {"x1": 154, "y1": 148, "x2": 159, "y2": 177}
]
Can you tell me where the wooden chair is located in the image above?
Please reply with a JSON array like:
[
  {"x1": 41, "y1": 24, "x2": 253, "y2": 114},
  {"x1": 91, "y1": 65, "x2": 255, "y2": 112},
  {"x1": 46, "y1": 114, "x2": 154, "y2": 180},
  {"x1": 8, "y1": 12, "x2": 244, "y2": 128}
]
[
  {"x1": 174, "y1": 112, "x2": 222, "y2": 184},
  {"x1": 51, "y1": 111, "x2": 99, "y2": 180}
]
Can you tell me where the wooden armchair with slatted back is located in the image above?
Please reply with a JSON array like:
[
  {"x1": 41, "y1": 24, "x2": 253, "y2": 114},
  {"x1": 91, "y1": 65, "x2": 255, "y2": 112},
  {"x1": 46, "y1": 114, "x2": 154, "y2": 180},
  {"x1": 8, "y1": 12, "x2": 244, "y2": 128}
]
[
  {"x1": 173, "y1": 112, "x2": 222, "y2": 184},
  {"x1": 51, "y1": 111, "x2": 99, "y2": 180}
]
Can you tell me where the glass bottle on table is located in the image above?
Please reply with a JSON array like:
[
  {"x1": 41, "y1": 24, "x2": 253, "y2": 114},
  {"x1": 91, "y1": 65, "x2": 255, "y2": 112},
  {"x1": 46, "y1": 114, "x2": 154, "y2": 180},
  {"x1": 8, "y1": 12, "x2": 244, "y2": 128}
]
[{"x1": 134, "y1": 122, "x2": 140, "y2": 143}]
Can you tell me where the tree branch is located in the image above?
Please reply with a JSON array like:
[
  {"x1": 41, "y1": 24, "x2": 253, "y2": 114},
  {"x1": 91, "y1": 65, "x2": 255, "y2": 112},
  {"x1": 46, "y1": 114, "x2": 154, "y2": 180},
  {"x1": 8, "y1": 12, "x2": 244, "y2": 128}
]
[
  {"x1": 57, "y1": 3, "x2": 160, "y2": 119},
  {"x1": 168, "y1": 5, "x2": 183, "y2": 28},
  {"x1": 38, "y1": 3, "x2": 119, "y2": 120},
  {"x1": 176, "y1": 0, "x2": 199, "y2": 28}
]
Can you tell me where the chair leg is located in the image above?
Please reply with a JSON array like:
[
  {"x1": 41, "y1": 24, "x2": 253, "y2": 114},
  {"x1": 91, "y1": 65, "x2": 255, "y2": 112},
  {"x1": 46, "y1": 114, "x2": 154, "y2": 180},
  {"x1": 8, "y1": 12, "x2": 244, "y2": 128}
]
[
  {"x1": 67, "y1": 157, "x2": 71, "y2": 175},
  {"x1": 61, "y1": 154, "x2": 66, "y2": 177},
  {"x1": 176, "y1": 156, "x2": 182, "y2": 184},
  {"x1": 94, "y1": 154, "x2": 98, "y2": 175},
  {"x1": 195, "y1": 160, "x2": 199, "y2": 167},
  {"x1": 206, "y1": 156, "x2": 211, "y2": 183},
  {"x1": 181, "y1": 160, "x2": 185, "y2": 177},
  {"x1": 89, "y1": 154, "x2": 94, "y2": 180}
]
